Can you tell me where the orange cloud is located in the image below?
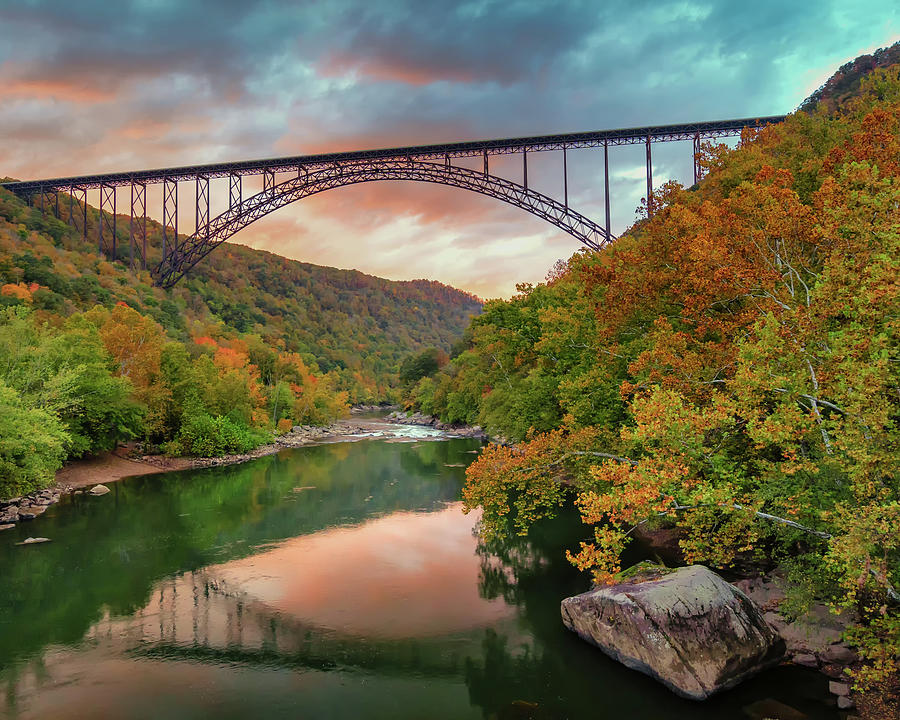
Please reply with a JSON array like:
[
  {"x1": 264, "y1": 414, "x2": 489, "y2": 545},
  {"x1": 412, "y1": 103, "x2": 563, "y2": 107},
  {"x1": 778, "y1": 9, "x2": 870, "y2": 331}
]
[
  {"x1": 319, "y1": 52, "x2": 479, "y2": 86},
  {"x1": 301, "y1": 179, "x2": 507, "y2": 228},
  {"x1": 113, "y1": 116, "x2": 212, "y2": 142},
  {"x1": 0, "y1": 78, "x2": 115, "y2": 103}
]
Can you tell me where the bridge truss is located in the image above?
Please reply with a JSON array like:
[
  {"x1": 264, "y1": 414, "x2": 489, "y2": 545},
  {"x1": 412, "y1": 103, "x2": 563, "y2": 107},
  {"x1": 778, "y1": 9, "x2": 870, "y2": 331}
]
[{"x1": 1, "y1": 115, "x2": 785, "y2": 287}]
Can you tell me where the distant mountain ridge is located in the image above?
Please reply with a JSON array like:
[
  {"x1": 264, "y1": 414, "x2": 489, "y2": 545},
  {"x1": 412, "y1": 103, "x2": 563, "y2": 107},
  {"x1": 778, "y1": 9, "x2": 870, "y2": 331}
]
[
  {"x1": 186, "y1": 240, "x2": 482, "y2": 399},
  {"x1": 800, "y1": 39, "x2": 900, "y2": 112}
]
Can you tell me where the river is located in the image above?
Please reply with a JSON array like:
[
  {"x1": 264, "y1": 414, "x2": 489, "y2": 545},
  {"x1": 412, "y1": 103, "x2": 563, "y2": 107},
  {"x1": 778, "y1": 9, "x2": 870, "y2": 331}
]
[{"x1": 0, "y1": 424, "x2": 836, "y2": 719}]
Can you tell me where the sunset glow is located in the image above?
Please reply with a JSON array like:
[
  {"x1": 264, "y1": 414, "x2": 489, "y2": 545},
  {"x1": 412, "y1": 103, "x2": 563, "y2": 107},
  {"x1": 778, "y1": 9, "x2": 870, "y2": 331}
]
[{"x1": 0, "y1": 2, "x2": 897, "y2": 296}]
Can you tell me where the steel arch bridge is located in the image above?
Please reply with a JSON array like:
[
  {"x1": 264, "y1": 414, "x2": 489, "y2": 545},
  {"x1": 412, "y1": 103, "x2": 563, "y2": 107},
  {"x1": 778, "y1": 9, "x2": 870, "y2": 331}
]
[
  {"x1": 0, "y1": 115, "x2": 785, "y2": 288},
  {"x1": 155, "y1": 158, "x2": 612, "y2": 287}
]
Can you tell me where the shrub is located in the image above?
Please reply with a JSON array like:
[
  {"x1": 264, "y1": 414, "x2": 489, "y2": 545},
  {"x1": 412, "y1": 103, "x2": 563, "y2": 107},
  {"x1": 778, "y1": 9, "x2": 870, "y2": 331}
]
[{"x1": 174, "y1": 408, "x2": 270, "y2": 457}]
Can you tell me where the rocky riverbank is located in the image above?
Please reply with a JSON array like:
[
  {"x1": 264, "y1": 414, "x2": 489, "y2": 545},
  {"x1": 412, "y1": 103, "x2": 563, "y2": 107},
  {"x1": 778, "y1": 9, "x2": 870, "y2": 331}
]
[
  {"x1": 350, "y1": 403, "x2": 399, "y2": 414},
  {"x1": 0, "y1": 487, "x2": 62, "y2": 530},
  {"x1": 562, "y1": 564, "x2": 786, "y2": 701},
  {"x1": 633, "y1": 524, "x2": 874, "y2": 712},
  {"x1": 384, "y1": 410, "x2": 487, "y2": 439},
  {"x1": 562, "y1": 560, "x2": 875, "y2": 715},
  {"x1": 733, "y1": 571, "x2": 863, "y2": 713},
  {"x1": 2, "y1": 421, "x2": 383, "y2": 529},
  {"x1": 134, "y1": 421, "x2": 377, "y2": 473}
]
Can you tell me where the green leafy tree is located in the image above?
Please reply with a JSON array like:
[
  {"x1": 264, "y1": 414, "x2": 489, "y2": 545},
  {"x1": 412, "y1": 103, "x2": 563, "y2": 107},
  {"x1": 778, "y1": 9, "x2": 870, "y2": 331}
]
[{"x1": 0, "y1": 379, "x2": 69, "y2": 496}]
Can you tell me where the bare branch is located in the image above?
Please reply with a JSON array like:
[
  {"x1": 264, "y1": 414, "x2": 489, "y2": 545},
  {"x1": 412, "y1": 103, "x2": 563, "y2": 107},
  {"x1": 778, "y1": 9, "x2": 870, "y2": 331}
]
[
  {"x1": 772, "y1": 388, "x2": 847, "y2": 415},
  {"x1": 804, "y1": 357, "x2": 833, "y2": 455},
  {"x1": 731, "y1": 504, "x2": 833, "y2": 539}
]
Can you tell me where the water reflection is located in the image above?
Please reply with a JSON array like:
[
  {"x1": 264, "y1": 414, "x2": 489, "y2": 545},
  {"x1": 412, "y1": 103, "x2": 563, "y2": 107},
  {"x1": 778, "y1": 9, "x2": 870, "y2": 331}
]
[
  {"x1": 0, "y1": 436, "x2": 837, "y2": 720},
  {"x1": 209, "y1": 505, "x2": 511, "y2": 637},
  {"x1": 0, "y1": 438, "x2": 467, "y2": 670}
]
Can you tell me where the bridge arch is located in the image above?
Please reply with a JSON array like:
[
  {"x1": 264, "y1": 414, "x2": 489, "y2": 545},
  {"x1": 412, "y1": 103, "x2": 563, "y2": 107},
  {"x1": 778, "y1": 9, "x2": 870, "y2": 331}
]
[{"x1": 153, "y1": 159, "x2": 615, "y2": 288}]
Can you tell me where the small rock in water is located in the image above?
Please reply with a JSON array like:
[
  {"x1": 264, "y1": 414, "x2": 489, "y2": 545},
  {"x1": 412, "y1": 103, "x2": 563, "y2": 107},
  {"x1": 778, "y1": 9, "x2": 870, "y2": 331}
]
[
  {"x1": 16, "y1": 537, "x2": 51, "y2": 545},
  {"x1": 0, "y1": 523, "x2": 14, "y2": 531},
  {"x1": 836, "y1": 695, "x2": 855, "y2": 710},
  {"x1": 89, "y1": 484, "x2": 111, "y2": 496},
  {"x1": 504, "y1": 700, "x2": 540, "y2": 718},
  {"x1": 292, "y1": 486, "x2": 316, "y2": 493},
  {"x1": 742, "y1": 698, "x2": 808, "y2": 720},
  {"x1": 18, "y1": 512, "x2": 36, "y2": 521},
  {"x1": 828, "y1": 681, "x2": 850, "y2": 696},
  {"x1": 792, "y1": 653, "x2": 819, "y2": 668}
]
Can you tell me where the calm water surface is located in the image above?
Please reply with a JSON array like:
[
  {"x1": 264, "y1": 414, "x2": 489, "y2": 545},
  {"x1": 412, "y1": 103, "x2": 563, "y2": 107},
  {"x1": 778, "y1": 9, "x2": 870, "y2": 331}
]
[{"x1": 0, "y1": 429, "x2": 837, "y2": 719}]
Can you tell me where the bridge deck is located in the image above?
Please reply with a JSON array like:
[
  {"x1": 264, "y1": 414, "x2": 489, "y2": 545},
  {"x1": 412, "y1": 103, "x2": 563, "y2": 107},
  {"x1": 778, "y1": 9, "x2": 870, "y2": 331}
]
[{"x1": 1, "y1": 115, "x2": 785, "y2": 192}]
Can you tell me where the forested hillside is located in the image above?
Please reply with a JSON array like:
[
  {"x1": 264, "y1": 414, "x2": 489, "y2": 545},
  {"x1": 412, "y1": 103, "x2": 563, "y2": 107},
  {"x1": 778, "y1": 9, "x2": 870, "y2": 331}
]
[
  {"x1": 188, "y1": 243, "x2": 481, "y2": 400},
  {"x1": 0, "y1": 189, "x2": 480, "y2": 403},
  {"x1": 411, "y1": 61, "x2": 900, "y2": 689}
]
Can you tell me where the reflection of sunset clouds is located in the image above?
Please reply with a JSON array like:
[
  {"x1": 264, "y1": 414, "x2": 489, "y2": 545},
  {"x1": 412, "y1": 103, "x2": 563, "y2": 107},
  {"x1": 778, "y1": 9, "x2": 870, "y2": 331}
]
[{"x1": 209, "y1": 504, "x2": 512, "y2": 638}]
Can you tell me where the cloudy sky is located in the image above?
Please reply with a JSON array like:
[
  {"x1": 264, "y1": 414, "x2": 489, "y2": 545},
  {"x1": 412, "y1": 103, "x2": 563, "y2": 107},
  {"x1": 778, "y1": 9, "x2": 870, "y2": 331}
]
[{"x1": 0, "y1": 1, "x2": 897, "y2": 298}]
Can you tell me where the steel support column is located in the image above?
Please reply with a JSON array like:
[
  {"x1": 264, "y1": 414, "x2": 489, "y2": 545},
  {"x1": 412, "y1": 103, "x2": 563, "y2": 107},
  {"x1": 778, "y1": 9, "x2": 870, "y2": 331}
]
[
  {"x1": 70, "y1": 186, "x2": 88, "y2": 241},
  {"x1": 162, "y1": 178, "x2": 178, "y2": 267},
  {"x1": 195, "y1": 175, "x2": 209, "y2": 238},
  {"x1": 692, "y1": 132, "x2": 701, "y2": 186},
  {"x1": 39, "y1": 185, "x2": 45, "y2": 215},
  {"x1": 563, "y1": 147, "x2": 568, "y2": 209},
  {"x1": 523, "y1": 149, "x2": 528, "y2": 190},
  {"x1": 99, "y1": 183, "x2": 117, "y2": 258},
  {"x1": 229, "y1": 173, "x2": 241, "y2": 210},
  {"x1": 54, "y1": 190, "x2": 59, "y2": 219},
  {"x1": 483, "y1": 149, "x2": 488, "y2": 177},
  {"x1": 130, "y1": 181, "x2": 147, "y2": 270},
  {"x1": 68, "y1": 186, "x2": 75, "y2": 227},
  {"x1": 263, "y1": 169, "x2": 275, "y2": 196},
  {"x1": 645, "y1": 134, "x2": 653, "y2": 217},
  {"x1": 604, "y1": 141, "x2": 611, "y2": 240}
]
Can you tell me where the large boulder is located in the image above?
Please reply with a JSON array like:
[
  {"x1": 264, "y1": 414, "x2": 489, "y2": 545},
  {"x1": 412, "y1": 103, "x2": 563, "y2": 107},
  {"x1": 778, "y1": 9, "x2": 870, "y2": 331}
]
[{"x1": 560, "y1": 564, "x2": 785, "y2": 700}]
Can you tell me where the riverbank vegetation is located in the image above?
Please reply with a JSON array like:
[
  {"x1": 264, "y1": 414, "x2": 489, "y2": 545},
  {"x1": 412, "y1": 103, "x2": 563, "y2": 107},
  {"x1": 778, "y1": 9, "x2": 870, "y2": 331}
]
[
  {"x1": 408, "y1": 64, "x2": 900, "y2": 689},
  {"x1": 0, "y1": 300, "x2": 348, "y2": 497}
]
